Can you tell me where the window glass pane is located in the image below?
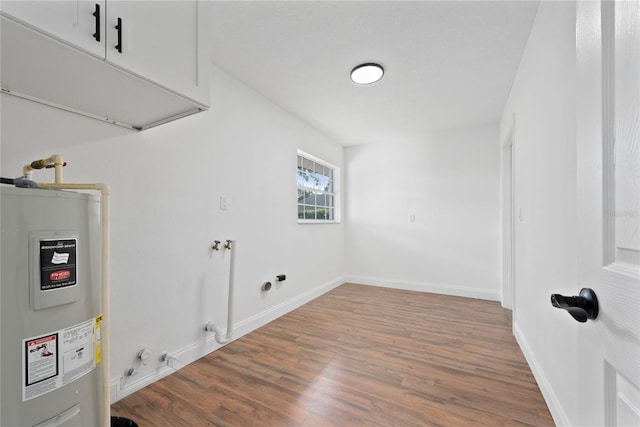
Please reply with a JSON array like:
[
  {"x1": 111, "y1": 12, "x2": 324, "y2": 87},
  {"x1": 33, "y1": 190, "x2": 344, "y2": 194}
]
[
  {"x1": 313, "y1": 194, "x2": 321, "y2": 207},
  {"x1": 304, "y1": 207, "x2": 316, "y2": 220},
  {"x1": 304, "y1": 189, "x2": 315, "y2": 204},
  {"x1": 298, "y1": 205, "x2": 304, "y2": 219},
  {"x1": 318, "y1": 168, "x2": 331, "y2": 191},
  {"x1": 298, "y1": 166, "x2": 318, "y2": 190},
  {"x1": 297, "y1": 166, "x2": 307, "y2": 187},
  {"x1": 318, "y1": 172, "x2": 329, "y2": 192},
  {"x1": 328, "y1": 208, "x2": 334, "y2": 220},
  {"x1": 303, "y1": 158, "x2": 314, "y2": 173},
  {"x1": 312, "y1": 171, "x2": 327, "y2": 191},
  {"x1": 298, "y1": 188, "x2": 307, "y2": 203}
]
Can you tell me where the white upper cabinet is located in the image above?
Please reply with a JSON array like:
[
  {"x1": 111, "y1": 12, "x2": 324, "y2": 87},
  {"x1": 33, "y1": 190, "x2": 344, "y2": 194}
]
[
  {"x1": 0, "y1": 0, "x2": 210, "y2": 130},
  {"x1": 0, "y1": 1, "x2": 106, "y2": 58},
  {"x1": 104, "y1": 1, "x2": 208, "y2": 106}
]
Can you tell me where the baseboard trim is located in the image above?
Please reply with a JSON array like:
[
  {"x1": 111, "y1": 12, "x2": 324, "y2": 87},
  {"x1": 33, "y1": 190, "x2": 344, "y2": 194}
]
[
  {"x1": 345, "y1": 275, "x2": 500, "y2": 301},
  {"x1": 111, "y1": 276, "x2": 345, "y2": 403},
  {"x1": 233, "y1": 275, "x2": 344, "y2": 336},
  {"x1": 513, "y1": 321, "x2": 570, "y2": 426}
]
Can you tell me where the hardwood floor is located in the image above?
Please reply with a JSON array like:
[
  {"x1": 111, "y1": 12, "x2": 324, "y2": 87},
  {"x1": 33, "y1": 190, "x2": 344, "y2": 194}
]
[{"x1": 111, "y1": 284, "x2": 553, "y2": 426}]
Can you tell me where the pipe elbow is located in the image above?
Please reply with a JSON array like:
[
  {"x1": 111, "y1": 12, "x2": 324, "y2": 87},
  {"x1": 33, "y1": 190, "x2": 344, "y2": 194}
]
[
  {"x1": 95, "y1": 183, "x2": 111, "y2": 196},
  {"x1": 22, "y1": 164, "x2": 33, "y2": 179},
  {"x1": 49, "y1": 154, "x2": 64, "y2": 165},
  {"x1": 204, "y1": 322, "x2": 232, "y2": 344},
  {"x1": 215, "y1": 334, "x2": 232, "y2": 345}
]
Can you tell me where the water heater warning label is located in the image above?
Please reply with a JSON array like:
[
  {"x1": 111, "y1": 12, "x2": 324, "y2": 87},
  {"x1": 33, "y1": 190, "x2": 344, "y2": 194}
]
[
  {"x1": 25, "y1": 334, "x2": 58, "y2": 386},
  {"x1": 22, "y1": 318, "x2": 96, "y2": 401},
  {"x1": 40, "y1": 238, "x2": 77, "y2": 291}
]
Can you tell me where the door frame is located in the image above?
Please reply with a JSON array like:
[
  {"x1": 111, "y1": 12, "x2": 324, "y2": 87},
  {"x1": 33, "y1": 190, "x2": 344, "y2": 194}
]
[{"x1": 501, "y1": 116, "x2": 516, "y2": 314}]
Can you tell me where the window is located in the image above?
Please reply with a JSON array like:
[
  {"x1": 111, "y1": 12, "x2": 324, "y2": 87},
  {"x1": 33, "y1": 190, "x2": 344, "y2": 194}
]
[{"x1": 297, "y1": 150, "x2": 340, "y2": 223}]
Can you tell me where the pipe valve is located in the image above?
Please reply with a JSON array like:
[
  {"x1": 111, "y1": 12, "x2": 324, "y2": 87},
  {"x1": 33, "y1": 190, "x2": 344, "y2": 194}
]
[
  {"x1": 224, "y1": 240, "x2": 232, "y2": 250},
  {"x1": 212, "y1": 240, "x2": 221, "y2": 251}
]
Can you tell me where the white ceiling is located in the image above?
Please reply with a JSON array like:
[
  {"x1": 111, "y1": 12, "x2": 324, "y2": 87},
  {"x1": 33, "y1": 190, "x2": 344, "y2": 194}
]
[{"x1": 210, "y1": 1, "x2": 539, "y2": 146}]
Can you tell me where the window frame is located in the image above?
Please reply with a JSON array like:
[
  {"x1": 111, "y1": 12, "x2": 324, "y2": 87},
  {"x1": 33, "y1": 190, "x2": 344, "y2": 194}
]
[{"x1": 297, "y1": 149, "x2": 341, "y2": 224}]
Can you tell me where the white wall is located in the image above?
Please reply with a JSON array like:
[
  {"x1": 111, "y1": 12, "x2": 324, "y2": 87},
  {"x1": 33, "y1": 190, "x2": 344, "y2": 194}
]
[
  {"x1": 344, "y1": 123, "x2": 501, "y2": 301},
  {"x1": 500, "y1": 2, "x2": 579, "y2": 425},
  {"x1": 0, "y1": 65, "x2": 345, "y2": 401}
]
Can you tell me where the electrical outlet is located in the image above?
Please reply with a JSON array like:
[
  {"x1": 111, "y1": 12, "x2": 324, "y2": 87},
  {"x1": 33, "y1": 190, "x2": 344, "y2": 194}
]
[{"x1": 220, "y1": 196, "x2": 228, "y2": 210}]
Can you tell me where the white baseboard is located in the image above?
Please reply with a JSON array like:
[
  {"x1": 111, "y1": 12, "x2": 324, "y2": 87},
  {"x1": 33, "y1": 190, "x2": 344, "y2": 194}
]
[
  {"x1": 111, "y1": 276, "x2": 345, "y2": 402},
  {"x1": 345, "y1": 275, "x2": 500, "y2": 301},
  {"x1": 513, "y1": 321, "x2": 570, "y2": 426}
]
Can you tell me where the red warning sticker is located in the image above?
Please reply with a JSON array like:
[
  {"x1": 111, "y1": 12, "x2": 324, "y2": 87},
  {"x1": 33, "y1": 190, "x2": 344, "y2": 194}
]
[{"x1": 50, "y1": 270, "x2": 71, "y2": 281}]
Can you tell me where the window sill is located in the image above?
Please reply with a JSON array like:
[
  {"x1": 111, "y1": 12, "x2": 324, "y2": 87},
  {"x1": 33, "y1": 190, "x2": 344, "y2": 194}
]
[{"x1": 297, "y1": 220, "x2": 341, "y2": 225}]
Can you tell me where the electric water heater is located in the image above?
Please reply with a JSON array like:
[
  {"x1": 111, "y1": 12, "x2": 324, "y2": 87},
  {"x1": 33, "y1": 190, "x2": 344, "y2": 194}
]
[{"x1": 1, "y1": 186, "x2": 104, "y2": 426}]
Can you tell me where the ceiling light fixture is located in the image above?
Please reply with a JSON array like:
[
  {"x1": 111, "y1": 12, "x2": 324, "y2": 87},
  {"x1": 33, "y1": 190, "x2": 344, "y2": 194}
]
[{"x1": 350, "y1": 63, "x2": 384, "y2": 85}]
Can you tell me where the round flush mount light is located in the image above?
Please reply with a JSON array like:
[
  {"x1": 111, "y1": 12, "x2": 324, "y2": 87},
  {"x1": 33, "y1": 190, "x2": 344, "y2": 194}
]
[{"x1": 350, "y1": 63, "x2": 384, "y2": 85}]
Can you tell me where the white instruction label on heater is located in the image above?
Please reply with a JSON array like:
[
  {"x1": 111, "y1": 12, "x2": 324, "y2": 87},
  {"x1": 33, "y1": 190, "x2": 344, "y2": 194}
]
[
  {"x1": 22, "y1": 318, "x2": 96, "y2": 401},
  {"x1": 61, "y1": 319, "x2": 95, "y2": 384}
]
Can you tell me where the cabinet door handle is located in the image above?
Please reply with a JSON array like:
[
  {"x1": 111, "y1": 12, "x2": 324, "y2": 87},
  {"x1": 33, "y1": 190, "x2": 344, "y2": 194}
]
[
  {"x1": 92, "y1": 4, "x2": 100, "y2": 42},
  {"x1": 115, "y1": 17, "x2": 122, "y2": 53}
]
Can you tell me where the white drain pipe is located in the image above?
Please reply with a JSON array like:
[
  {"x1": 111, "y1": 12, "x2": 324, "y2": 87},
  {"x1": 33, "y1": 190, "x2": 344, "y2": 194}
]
[{"x1": 205, "y1": 240, "x2": 235, "y2": 344}]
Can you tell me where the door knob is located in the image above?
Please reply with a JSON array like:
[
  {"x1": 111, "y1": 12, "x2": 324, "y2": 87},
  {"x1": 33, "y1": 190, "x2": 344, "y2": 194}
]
[{"x1": 550, "y1": 288, "x2": 599, "y2": 323}]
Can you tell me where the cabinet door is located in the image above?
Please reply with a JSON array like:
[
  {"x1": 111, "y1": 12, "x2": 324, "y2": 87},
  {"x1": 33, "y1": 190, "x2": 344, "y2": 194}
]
[
  {"x1": 0, "y1": 1, "x2": 105, "y2": 58},
  {"x1": 105, "y1": 0, "x2": 209, "y2": 106}
]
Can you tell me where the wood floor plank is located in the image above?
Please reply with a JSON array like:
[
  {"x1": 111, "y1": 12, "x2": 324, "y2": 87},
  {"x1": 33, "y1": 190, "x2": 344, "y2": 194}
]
[{"x1": 112, "y1": 284, "x2": 554, "y2": 426}]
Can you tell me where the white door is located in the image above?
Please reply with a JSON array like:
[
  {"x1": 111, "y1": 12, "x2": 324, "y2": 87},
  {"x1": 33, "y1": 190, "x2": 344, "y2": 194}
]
[
  {"x1": 0, "y1": 0, "x2": 105, "y2": 58},
  {"x1": 576, "y1": 1, "x2": 640, "y2": 426},
  {"x1": 105, "y1": 0, "x2": 209, "y2": 105}
]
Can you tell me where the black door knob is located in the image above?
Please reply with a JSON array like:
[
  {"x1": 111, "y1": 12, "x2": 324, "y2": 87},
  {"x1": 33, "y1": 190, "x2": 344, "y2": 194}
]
[{"x1": 550, "y1": 288, "x2": 599, "y2": 323}]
